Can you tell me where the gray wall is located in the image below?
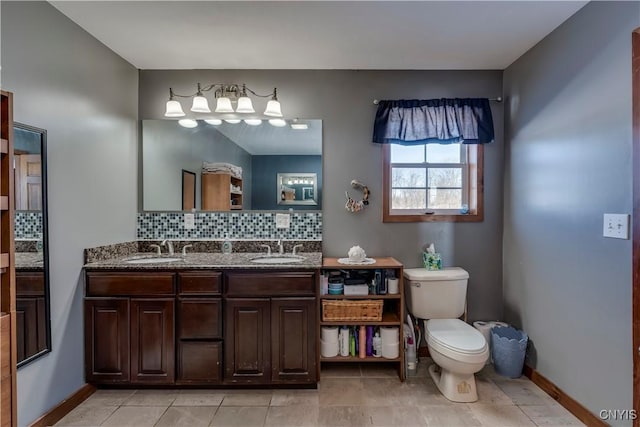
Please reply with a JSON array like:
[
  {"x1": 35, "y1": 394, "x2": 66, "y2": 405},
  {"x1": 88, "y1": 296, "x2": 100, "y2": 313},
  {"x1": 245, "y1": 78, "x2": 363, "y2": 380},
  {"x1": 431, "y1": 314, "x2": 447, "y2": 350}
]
[
  {"x1": 1, "y1": 2, "x2": 138, "y2": 425},
  {"x1": 140, "y1": 69, "x2": 504, "y2": 321},
  {"x1": 251, "y1": 155, "x2": 322, "y2": 210},
  {"x1": 503, "y1": 1, "x2": 638, "y2": 421},
  {"x1": 142, "y1": 120, "x2": 252, "y2": 211}
]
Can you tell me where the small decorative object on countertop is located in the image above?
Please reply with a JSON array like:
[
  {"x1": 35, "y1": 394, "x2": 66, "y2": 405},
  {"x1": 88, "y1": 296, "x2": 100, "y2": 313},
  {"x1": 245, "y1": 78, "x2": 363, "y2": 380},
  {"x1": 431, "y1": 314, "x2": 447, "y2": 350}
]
[
  {"x1": 423, "y1": 243, "x2": 442, "y2": 270},
  {"x1": 338, "y1": 245, "x2": 376, "y2": 265}
]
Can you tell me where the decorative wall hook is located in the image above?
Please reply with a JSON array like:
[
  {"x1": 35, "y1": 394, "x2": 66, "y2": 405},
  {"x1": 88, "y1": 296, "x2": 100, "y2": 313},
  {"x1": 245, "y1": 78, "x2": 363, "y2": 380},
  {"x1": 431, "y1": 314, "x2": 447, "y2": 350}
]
[{"x1": 345, "y1": 180, "x2": 370, "y2": 213}]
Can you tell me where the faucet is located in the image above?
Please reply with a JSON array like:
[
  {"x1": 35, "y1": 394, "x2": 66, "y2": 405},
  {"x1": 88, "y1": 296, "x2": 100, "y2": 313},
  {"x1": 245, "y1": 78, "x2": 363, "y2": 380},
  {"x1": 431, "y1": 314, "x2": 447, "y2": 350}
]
[
  {"x1": 182, "y1": 244, "x2": 193, "y2": 256},
  {"x1": 161, "y1": 239, "x2": 174, "y2": 256},
  {"x1": 149, "y1": 244, "x2": 162, "y2": 256},
  {"x1": 259, "y1": 244, "x2": 272, "y2": 256},
  {"x1": 277, "y1": 239, "x2": 284, "y2": 255},
  {"x1": 292, "y1": 244, "x2": 303, "y2": 256}
]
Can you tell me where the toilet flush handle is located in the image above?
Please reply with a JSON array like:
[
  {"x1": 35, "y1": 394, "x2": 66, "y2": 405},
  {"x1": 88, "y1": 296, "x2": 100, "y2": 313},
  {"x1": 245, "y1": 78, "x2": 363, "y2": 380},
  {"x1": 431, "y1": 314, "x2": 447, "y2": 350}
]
[{"x1": 412, "y1": 282, "x2": 421, "y2": 288}]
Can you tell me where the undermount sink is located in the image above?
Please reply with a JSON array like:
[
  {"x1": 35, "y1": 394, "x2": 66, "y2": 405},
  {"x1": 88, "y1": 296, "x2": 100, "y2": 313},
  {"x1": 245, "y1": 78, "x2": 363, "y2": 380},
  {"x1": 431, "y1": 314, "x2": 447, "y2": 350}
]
[
  {"x1": 250, "y1": 255, "x2": 306, "y2": 264},
  {"x1": 124, "y1": 256, "x2": 183, "y2": 264}
]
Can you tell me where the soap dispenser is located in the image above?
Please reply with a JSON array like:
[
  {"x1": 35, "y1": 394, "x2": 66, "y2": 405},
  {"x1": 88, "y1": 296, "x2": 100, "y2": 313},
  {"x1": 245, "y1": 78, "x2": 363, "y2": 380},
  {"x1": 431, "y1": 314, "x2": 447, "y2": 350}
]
[{"x1": 222, "y1": 236, "x2": 232, "y2": 254}]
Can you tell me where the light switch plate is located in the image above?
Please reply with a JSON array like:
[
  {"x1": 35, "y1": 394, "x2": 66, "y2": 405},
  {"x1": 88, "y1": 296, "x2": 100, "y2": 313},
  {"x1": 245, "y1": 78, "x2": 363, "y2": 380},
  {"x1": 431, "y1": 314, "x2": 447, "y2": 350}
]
[
  {"x1": 184, "y1": 213, "x2": 195, "y2": 230},
  {"x1": 275, "y1": 213, "x2": 290, "y2": 229},
  {"x1": 603, "y1": 213, "x2": 629, "y2": 239}
]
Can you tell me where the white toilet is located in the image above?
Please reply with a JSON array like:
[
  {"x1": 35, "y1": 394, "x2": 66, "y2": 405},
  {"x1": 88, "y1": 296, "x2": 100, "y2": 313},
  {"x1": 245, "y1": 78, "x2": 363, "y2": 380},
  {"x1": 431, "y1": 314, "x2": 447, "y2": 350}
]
[{"x1": 404, "y1": 267, "x2": 489, "y2": 403}]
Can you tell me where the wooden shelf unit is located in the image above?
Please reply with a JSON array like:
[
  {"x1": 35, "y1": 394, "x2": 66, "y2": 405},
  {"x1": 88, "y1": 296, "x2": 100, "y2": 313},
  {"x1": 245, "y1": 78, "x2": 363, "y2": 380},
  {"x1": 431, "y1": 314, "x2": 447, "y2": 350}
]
[
  {"x1": 201, "y1": 172, "x2": 243, "y2": 211},
  {"x1": 0, "y1": 90, "x2": 16, "y2": 427},
  {"x1": 320, "y1": 257, "x2": 405, "y2": 381}
]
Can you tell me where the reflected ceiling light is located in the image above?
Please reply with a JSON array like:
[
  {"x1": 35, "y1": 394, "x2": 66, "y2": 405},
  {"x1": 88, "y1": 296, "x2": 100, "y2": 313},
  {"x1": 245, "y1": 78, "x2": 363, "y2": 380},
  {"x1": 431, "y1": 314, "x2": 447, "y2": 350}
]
[
  {"x1": 204, "y1": 119, "x2": 222, "y2": 126},
  {"x1": 165, "y1": 89, "x2": 185, "y2": 117},
  {"x1": 244, "y1": 119, "x2": 262, "y2": 126},
  {"x1": 291, "y1": 123, "x2": 308, "y2": 130},
  {"x1": 268, "y1": 119, "x2": 287, "y2": 127},
  {"x1": 164, "y1": 83, "x2": 282, "y2": 118},
  {"x1": 224, "y1": 119, "x2": 241, "y2": 124},
  {"x1": 178, "y1": 119, "x2": 198, "y2": 128}
]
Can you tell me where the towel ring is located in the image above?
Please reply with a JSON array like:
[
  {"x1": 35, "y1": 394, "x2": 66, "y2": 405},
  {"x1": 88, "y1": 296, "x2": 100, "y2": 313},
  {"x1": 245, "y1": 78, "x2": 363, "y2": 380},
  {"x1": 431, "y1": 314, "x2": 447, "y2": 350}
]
[{"x1": 345, "y1": 180, "x2": 370, "y2": 213}]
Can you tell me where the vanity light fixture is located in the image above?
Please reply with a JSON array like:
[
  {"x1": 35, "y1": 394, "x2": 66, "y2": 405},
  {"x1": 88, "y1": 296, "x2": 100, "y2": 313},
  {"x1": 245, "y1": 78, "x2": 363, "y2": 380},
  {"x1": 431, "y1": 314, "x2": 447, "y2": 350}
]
[
  {"x1": 204, "y1": 119, "x2": 222, "y2": 126},
  {"x1": 164, "y1": 83, "x2": 282, "y2": 118},
  {"x1": 244, "y1": 119, "x2": 262, "y2": 126},
  {"x1": 224, "y1": 119, "x2": 241, "y2": 124}
]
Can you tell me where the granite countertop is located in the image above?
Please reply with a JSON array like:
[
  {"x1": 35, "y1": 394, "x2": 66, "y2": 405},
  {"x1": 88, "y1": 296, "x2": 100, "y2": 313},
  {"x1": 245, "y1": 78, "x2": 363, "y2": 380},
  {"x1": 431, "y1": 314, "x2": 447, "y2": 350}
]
[
  {"x1": 16, "y1": 252, "x2": 44, "y2": 270},
  {"x1": 83, "y1": 251, "x2": 323, "y2": 270}
]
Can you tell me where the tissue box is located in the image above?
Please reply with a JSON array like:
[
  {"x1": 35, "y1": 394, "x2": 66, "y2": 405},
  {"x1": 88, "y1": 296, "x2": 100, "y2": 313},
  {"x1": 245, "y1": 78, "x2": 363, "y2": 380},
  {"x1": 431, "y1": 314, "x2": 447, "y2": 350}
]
[{"x1": 423, "y1": 252, "x2": 442, "y2": 270}]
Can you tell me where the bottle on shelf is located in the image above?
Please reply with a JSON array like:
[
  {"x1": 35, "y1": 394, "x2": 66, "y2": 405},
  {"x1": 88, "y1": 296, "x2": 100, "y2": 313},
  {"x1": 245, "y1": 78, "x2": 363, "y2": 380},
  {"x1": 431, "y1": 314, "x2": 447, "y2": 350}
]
[
  {"x1": 373, "y1": 331, "x2": 382, "y2": 357},
  {"x1": 339, "y1": 326, "x2": 349, "y2": 357},
  {"x1": 359, "y1": 326, "x2": 366, "y2": 359}
]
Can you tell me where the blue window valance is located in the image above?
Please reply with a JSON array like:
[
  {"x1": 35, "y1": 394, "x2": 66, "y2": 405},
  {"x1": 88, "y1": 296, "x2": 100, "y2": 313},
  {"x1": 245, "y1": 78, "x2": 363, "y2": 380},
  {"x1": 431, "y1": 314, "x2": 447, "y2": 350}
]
[{"x1": 373, "y1": 98, "x2": 494, "y2": 145}]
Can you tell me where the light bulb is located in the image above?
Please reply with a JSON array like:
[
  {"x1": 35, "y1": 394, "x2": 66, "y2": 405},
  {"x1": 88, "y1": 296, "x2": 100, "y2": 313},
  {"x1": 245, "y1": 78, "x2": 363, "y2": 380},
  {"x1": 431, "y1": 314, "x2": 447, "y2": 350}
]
[
  {"x1": 191, "y1": 95, "x2": 211, "y2": 113},
  {"x1": 224, "y1": 119, "x2": 241, "y2": 124},
  {"x1": 264, "y1": 99, "x2": 282, "y2": 117},
  {"x1": 215, "y1": 97, "x2": 234, "y2": 113},
  {"x1": 268, "y1": 119, "x2": 287, "y2": 127},
  {"x1": 236, "y1": 97, "x2": 255, "y2": 114},
  {"x1": 244, "y1": 119, "x2": 262, "y2": 126},
  {"x1": 165, "y1": 100, "x2": 185, "y2": 117},
  {"x1": 204, "y1": 119, "x2": 222, "y2": 126}
]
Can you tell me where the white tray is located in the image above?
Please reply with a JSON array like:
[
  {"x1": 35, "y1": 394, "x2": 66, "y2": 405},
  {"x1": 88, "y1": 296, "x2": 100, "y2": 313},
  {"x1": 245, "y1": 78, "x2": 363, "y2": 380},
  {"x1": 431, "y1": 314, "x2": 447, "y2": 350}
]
[{"x1": 337, "y1": 257, "x2": 376, "y2": 265}]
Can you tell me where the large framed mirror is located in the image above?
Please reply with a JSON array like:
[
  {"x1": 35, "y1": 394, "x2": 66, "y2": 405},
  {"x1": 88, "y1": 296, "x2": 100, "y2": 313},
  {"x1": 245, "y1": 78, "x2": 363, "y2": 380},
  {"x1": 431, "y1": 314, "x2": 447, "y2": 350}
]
[
  {"x1": 142, "y1": 119, "x2": 322, "y2": 211},
  {"x1": 14, "y1": 122, "x2": 50, "y2": 367}
]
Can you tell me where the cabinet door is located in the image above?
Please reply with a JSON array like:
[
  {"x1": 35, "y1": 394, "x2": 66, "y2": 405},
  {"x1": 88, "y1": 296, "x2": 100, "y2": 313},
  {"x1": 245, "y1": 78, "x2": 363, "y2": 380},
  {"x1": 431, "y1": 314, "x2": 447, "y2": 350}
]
[
  {"x1": 224, "y1": 298, "x2": 270, "y2": 383},
  {"x1": 177, "y1": 341, "x2": 222, "y2": 383},
  {"x1": 130, "y1": 299, "x2": 175, "y2": 384},
  {"x1": 85, "y1": 298, "x2": 129, "y2": 383},
  {"x1": 271, "y1": 297, "x2": 317, "y2": 383},
  {"x1": 178, "y1": 298, "x2": 222, "y2": 339}
]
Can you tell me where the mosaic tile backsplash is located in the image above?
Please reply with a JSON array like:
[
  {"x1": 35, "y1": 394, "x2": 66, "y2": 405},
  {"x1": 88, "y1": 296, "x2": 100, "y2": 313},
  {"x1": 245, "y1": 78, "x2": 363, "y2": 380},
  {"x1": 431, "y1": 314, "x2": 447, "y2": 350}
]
[
  {"x1": 15, "y1": 211, "x2": 43, "y2": 239},
  {"x1": 137, "y1": 212, "x2": 322, "y2": 240}
]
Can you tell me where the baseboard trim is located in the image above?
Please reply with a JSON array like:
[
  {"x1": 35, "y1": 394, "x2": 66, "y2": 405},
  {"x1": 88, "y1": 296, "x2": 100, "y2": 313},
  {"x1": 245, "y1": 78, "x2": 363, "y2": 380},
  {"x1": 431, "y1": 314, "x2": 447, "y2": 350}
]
[
  {"x1": 523, "y1": 365, "x2": 606, "y2": 427},
  {"x1": 29, "y1": 383, "x2": 96, "y2": 427}
]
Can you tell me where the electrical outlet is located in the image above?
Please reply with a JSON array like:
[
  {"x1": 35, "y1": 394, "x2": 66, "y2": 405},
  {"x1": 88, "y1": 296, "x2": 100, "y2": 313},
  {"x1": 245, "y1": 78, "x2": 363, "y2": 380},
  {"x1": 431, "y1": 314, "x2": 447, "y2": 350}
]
[
  {"x1": 603, "y1": 213, "x2": 629, "y2": 239},
  {"x1": 275, "y1": 213, "x2": 290, "y2": 229},
  {"x1": 184, "y1": 213, "x2": 195, "y2": 230}
]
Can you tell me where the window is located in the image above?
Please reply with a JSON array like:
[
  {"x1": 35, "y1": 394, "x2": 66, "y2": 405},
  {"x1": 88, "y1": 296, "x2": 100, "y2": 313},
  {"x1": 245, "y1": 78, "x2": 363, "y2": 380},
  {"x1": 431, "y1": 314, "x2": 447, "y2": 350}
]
[{"x1": 383, "y1": 143, "x2": 483, "y2": 222}]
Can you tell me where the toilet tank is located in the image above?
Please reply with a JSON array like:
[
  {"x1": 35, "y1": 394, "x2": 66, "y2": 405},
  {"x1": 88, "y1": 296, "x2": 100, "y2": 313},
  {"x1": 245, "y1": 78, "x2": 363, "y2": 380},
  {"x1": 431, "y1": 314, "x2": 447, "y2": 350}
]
[{"x1": 403, "y1": 267, "x2": 469, "y2": 319}]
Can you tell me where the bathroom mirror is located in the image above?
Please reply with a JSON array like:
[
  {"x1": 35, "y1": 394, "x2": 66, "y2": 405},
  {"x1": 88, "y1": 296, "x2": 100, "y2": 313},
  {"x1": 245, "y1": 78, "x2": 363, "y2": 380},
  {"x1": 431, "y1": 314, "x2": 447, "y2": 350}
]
[
  {"x1": 277, "y1": 173, "x2": 318, "y2": 206},
  {"x1": 14, "y1": 122, "x2": 51, "y2": 368},
  {"x1": 142, "y1": 119, "x2": 322, "y2": 211}
]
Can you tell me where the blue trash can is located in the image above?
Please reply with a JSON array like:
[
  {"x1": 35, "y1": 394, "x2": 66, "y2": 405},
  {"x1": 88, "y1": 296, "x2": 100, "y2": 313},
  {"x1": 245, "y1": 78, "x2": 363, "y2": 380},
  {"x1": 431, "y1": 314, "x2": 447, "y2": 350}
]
[{"x1": 491, "y1": 326, "x2": 528, "y2": 378}]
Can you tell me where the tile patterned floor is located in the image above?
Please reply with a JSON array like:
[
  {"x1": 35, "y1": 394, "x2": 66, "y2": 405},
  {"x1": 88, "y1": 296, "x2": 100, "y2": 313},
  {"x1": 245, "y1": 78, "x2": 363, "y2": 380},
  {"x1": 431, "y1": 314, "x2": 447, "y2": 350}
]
[{"x1": 55, "y1": 359, "x2": 584, "y2": 427}]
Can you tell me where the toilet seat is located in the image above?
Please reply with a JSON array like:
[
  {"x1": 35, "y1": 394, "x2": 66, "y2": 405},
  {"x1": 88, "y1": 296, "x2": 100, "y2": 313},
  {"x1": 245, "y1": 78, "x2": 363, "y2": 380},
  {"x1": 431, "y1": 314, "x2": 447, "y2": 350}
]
[{"x1": 424, "y1": 319, "x2": 488, "y2": 364}]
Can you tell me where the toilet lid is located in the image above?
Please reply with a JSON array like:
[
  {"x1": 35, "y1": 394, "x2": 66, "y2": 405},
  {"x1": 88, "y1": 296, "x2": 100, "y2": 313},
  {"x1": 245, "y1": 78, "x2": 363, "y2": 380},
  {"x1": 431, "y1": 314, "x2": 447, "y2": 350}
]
[{"x1": 425, "y1": 319, "x2": 487, "y2": 354}]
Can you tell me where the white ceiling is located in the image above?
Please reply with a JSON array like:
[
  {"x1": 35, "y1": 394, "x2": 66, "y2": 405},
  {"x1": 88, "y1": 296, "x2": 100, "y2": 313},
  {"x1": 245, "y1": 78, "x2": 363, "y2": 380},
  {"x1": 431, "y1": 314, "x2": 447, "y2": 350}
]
[{"x1": 50, "y1": 1, "x2": 587, "y2": 70}]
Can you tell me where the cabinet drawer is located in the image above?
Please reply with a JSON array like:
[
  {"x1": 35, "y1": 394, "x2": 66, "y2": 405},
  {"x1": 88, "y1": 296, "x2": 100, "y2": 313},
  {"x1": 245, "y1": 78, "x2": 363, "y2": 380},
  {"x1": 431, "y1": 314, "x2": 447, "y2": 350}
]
[
  {"x1": 16, "y1": 272, "x2": 45, "y2": 296},
  {"x1": 225, "y1": 271, "x2": 316, "y2": 297},
  {"x1": 178, "y1": 272, "x2": 221, "y2": 295},
  {"x1": 177, "y1": 341, "x2": 223, "y2": 383},
  {"x1": 86, "y1": 272, "x2": 175, "y2": 296},
  {"x1": 178, "y1": 299, "x2": 222, "y2": 339}
]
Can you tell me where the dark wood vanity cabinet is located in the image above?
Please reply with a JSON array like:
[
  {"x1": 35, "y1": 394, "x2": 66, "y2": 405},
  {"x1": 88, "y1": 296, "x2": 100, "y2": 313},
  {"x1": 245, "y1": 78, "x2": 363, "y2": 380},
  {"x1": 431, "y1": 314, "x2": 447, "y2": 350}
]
[
  {"x1": 224, "y1": 271, "x2": 318, "y2": 385},
  {"x1": 85, "y1": 269, "x2": 318, "y2": 387},
  {"x1": 85, "y1": 272, "x2": 175, "y2": 384}
]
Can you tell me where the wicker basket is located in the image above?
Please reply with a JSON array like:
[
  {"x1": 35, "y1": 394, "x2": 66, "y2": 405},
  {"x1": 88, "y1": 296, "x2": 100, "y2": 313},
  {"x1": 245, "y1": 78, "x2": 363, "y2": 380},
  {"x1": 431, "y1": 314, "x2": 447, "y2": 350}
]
[{"x1": 322, "y1": 300, "x2": 383, "y2": 321}]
